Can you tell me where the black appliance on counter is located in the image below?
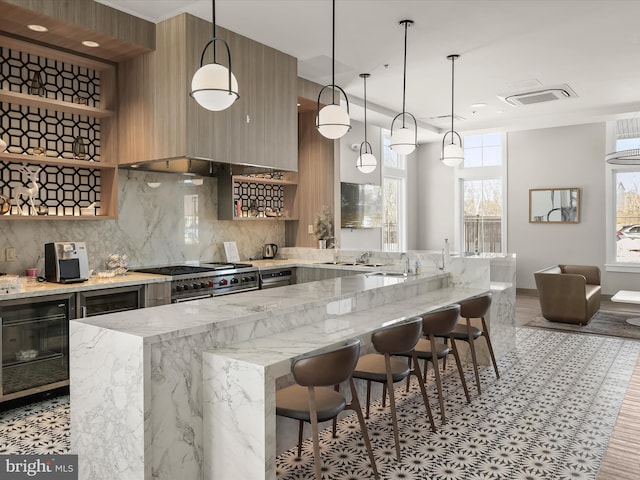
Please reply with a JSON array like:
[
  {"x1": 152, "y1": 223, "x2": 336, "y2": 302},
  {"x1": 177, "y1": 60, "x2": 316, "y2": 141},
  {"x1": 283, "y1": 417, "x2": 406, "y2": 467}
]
[
  {"x1": 133, "y1": 263, "x2": 259, "y2": 303},
  {"x1": 44, "y1": 241, "x2": 90, "y2": 283}
]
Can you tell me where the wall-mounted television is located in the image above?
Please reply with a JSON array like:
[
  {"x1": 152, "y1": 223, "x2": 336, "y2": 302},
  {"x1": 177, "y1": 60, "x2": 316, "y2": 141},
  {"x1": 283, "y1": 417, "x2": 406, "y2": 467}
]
[{"x1": 341, "y1": 182, "x2": 383, "y2": 228}]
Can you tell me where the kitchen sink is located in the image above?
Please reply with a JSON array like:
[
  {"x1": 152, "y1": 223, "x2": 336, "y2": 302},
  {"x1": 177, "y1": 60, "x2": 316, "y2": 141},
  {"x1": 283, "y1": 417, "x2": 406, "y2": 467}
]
[
  {"x1": 318, "y1": 262, "x2": 386, "y2": 267},
  {"x1": 365, "y1": 271, "x2": 408, "y2": 277}
]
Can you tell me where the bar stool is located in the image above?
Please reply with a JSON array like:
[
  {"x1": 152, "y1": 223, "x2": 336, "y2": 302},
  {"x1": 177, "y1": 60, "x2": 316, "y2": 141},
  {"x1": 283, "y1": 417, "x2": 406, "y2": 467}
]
[
  {"x1": 448, "y1": 293, "x2": 500, "y2": 395},
  {"x1": 352, "y1": 316, "x2": 436, "y2": 461},
  {"x1": 275, "y1": 338, "x2": 379, "y2": 480},
  {"x1": 397, "y1": 304, "x2": 471, "y2": 424}
]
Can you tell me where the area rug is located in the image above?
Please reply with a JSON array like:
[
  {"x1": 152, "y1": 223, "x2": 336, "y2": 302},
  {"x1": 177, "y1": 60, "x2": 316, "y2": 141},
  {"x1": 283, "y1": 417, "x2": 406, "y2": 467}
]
[{"x1": 523, "y1": 309, "x2": 640, "y2": 341}]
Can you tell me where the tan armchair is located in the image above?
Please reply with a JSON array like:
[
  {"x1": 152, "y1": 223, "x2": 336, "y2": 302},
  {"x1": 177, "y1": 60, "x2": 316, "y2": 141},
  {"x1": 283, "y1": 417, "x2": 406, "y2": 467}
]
[{"x1": 534, "y1": 264, "x2": 601, "y2": 325}]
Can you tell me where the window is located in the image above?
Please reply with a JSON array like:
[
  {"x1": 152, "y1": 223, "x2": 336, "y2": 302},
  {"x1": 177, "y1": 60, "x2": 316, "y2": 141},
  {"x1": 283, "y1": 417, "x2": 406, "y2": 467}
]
[
  {"x1": 456, "y1": 133, "x2": 506, "y2": 254},
  {"x1": 382, "y1": 129, "x2": 406, "y2": 252},
  {"x1": 605, "y1": 120, "x2": 640, "y2": 270},
  {"x1": 462, "y1": 178, "x2": 503, "y2": 254},
  {"x1": 463, "y1": 133, "x2": 502, "y2": 168},
  {"x1": 612, "y1": 156, "x2": 640, "y2": 264}
]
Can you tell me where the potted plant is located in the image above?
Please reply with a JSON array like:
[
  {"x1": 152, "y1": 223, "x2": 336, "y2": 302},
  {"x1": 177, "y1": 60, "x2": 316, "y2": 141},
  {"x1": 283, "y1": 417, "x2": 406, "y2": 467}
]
[{"x1": 313, "y1": 206, "x2": 333, "y2": 249}]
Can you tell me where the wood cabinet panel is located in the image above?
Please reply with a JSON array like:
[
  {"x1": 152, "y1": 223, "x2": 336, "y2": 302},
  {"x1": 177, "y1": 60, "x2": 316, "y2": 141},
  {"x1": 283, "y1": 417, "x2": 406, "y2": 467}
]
[{"x1": 118, "y1": 13, "x2": 297, "y2": 172}]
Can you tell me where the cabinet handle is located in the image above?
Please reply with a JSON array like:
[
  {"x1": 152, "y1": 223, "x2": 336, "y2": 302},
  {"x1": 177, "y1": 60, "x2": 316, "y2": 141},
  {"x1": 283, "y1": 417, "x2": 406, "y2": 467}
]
[{"x1": 81, "y1": 306, "x2": 87, "y2": 318}]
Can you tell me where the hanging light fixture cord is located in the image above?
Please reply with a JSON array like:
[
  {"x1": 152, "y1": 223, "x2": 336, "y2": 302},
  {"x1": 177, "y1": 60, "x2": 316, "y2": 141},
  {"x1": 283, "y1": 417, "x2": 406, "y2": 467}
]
[
  {"x1": 363, "y1": 74, "x2": 368, "y2": 145},
  {"x1": 401, "y1": 20, "x2": 409, "y2": 128},
  {"x1": 211, "y1": 0, "x2": 216, "y2": 62},
  {"x1": 331, "y1": 0, "x2": 336, "y2": 104},
  {"x1": 449, "y1": 54, "x2": 457, "y2": 143}
]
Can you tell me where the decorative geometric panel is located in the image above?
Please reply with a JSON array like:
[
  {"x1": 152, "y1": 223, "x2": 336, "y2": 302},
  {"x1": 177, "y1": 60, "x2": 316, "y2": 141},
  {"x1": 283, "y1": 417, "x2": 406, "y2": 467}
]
[
  {"x1": 234, "y1": 182, "x2": 284, "y2": 217},
  {"x1": 0, "y1": 47, "x2": 101, "y2": 106},
  {"x1": 0, "y1": 161, "x2": 100, "y2": 216},
  {"x1": 0, "y1": 45, "x2": 103, "y2": 217},
  {"x1": 0, "y1": 103, "x2": 100, "y2": 161}
]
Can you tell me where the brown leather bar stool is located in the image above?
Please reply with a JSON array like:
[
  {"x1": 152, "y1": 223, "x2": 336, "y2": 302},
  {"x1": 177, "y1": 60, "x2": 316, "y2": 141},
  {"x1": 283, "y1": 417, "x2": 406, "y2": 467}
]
[
  {"x1": 275, "y1": 338, "x2": 379, "y2": 480},
  {"x1": 352, "y1": 316, "x2": 436, "y2": 461},
  {"x1": 448, "y1": 293, "x2": 500, "y2": 395},
  {"x1": 397, "y1": 304, "x2": 471, "y2": 424}
]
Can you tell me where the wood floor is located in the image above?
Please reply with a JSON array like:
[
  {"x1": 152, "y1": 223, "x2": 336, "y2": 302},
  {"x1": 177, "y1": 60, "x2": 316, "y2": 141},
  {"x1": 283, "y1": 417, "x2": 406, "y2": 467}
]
[{"x1": 516, "y1": 289, "x2": 640, "y2": 480}]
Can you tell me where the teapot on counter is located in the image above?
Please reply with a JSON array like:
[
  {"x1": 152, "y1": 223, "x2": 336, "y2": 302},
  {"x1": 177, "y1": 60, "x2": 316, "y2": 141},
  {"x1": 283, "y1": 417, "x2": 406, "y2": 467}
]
[{"x1": 262, "y1": 243, "x2": 278, "y2": 259}]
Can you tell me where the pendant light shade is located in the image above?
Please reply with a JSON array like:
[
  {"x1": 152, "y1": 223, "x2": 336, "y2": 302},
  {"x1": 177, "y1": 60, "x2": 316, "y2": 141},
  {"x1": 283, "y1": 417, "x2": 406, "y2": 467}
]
[
  {"x1": 390, "y1": 20, "x2": 417, "y2": 156},
  {"x1": 356, "y1": 73, "x2": 377, "y2": 173},
  {"x1": 190, "y1": 0, "x2": 239, "y2": 111},
  {"x1": 441, "y1": 54, "x2": 464, "y2": 167},
  {"x1": 317, "y1": 101, "x2": 351, "y2": 139},
  {"x1": 316, "y1": 0, "x2": 351, "y2": 139}
]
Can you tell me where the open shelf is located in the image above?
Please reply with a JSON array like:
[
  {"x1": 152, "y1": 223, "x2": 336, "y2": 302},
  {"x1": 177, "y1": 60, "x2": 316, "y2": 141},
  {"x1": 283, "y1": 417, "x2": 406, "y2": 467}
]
[
  {"x1": 0, "y1": 152, "x2": 115, "y2": 169},
  {"x1": 231, "y1": 216, "x2": 298, "y2": 221},
  {"x1": 0, "y1": 89, "x2": 114, "y2": 118},
  {"x1": 232, "y1": 175, "x2": 297, "y2": 186}
]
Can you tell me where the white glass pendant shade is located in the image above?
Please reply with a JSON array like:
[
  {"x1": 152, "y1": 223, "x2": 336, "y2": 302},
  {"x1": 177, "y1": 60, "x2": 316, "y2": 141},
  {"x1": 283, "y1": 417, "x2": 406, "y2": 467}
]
[
  {"x1": 356, "y1": 152, "x2": 377, "y2": 173},
  {"x1": 441, "y1": 143, "x2": 464, "y2": 167},
  {"x1": 191, "y1": 63, "x2": 239, "y2": 111},
  {"x1": 390, "y1": 127, "x2": 416, "y2": 155},
  {"x1": 317, "y1": 104, "x2": 351, "y2": 139}
]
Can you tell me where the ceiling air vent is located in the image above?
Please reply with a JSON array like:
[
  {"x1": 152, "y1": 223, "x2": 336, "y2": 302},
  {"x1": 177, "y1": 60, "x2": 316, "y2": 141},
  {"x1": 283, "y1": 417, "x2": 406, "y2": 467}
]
[{"x1": 500, "y1": 84, "x2": 577, "y2": 107}]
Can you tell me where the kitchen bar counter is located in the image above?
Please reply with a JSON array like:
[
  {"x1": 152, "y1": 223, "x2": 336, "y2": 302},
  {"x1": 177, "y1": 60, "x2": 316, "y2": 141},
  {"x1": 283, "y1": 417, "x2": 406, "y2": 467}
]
[
  {"x1": 0, "y1": 271, "x2": 169, "y2": 300},
  {"x1": 202, "y1": 286, "x2": 488, "y2": 480},
  {"x1": 70, "y1": 254, "x2": 516, "y2": 480}
]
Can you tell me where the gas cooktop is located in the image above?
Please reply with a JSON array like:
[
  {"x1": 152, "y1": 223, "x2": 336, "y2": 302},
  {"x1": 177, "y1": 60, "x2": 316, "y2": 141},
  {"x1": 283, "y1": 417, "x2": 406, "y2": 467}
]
[{"x1": 134, "y1": 263, "x2": 253, "y2": 277}]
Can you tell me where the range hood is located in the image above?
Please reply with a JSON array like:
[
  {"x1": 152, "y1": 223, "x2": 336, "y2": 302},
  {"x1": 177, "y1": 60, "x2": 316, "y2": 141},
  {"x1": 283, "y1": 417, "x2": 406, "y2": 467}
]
[
  {"x1": 120, "y1": 158, "x2": 288, "y2": 178},
  {"x1": 120, "y1": 157, "x2": 224, "y2": 177}
]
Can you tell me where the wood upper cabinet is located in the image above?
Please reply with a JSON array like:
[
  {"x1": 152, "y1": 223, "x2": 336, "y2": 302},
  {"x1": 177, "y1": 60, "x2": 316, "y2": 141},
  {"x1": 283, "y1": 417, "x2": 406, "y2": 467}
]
[{"x1": 118, "y1": 13, "x2": 298, "y2": 171}]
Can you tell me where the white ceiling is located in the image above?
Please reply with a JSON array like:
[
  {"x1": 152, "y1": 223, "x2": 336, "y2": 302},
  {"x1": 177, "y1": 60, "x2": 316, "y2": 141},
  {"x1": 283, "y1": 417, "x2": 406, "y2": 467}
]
[{"x1": 96, "y1": 0, "x2": 640, "y2": 143}]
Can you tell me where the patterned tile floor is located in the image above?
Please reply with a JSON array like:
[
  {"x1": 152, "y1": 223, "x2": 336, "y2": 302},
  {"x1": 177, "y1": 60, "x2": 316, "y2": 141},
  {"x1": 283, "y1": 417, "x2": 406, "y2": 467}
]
[{"x1": 1, "y1": 328, "x2": 639, "y2": 480}]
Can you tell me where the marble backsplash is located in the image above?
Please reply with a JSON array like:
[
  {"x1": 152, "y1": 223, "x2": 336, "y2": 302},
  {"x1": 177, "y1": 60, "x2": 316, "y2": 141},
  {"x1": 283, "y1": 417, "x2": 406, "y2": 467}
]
[{"x1": 0, "y1": 169, "x2": 285, "y2": 275}]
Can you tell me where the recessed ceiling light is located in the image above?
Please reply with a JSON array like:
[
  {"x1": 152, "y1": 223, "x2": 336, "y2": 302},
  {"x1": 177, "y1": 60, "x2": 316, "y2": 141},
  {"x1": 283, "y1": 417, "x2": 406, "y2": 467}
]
[
  {"x1": 471, "y1": 102, "x2": 488, "y2": 108},
  {"x1": 28, "y1": 24, "x2": 48, "y2": 32},
  {"x1": 82, "y1": 40, "x2": 100, "y2": 48}
]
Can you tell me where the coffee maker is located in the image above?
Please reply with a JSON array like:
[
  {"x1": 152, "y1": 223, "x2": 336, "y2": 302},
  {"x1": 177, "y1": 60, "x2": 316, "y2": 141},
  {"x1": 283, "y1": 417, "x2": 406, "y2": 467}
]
[{"x1": 44, "y1": 242, "x2": 90, "y2": 283}]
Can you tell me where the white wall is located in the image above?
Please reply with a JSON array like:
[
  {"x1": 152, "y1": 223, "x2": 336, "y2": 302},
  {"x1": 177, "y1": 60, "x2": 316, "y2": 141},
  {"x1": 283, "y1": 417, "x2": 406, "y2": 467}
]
[
  {"x1": 415, "y1": 142, "x2": 456, "y2": 251},
  {"x1": 507, "y1": 123, "x2": 607, "y2": 290}
]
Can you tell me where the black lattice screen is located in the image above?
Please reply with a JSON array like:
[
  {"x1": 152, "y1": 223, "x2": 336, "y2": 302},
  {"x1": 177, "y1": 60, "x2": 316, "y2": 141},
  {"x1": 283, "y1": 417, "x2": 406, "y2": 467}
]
[
  {"x1": 0, "y1": 161, "x2": 100, "y2": 215},
  {"x1": 234, "y1": 181, "x2": 284, "y2": 217},
  {"x1": 0, "y1": 45, "x2": 103, "y2": 215}
]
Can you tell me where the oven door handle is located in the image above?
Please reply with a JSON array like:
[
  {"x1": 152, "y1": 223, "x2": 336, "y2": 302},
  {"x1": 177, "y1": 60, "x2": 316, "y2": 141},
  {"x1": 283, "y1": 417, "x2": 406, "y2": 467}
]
[{"x1": 172, "y1": 294, "x2": 213, "y2": 303}]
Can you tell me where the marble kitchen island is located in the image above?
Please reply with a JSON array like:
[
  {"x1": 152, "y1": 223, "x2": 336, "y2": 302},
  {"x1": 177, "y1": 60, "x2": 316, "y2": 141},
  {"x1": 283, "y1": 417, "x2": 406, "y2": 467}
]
[{"x1": 69, "y1": 255, "x2": 515, "y2": 480}]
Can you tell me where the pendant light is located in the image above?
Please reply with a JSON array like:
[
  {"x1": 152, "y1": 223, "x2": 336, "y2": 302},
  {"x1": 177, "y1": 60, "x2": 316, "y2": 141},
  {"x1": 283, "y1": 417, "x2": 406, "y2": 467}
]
[
  {"x1": 356, "y1": 73, "x2": 377, "y2": 173},
  {"x1": 190, "y1": 0, "x2": 239, "y2": 111},
  {"x1": 606, "y1": 149, "x2": 640, "y2": 165},
  {"x1": 441, "y1": 54, "x2": 464, "y2": 167},
  {"x1": 390, "y1": 19, "x2": 417, "y2": 156},
  {"x1": 316, "y1": 0, "x2": 351, "y2": 139}
]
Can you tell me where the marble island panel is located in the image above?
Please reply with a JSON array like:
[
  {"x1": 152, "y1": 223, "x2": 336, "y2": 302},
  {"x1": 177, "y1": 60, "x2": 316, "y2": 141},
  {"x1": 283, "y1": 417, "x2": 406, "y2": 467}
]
[{"x1": 70, "y1": 255, "x2": 516, "y2": 480}]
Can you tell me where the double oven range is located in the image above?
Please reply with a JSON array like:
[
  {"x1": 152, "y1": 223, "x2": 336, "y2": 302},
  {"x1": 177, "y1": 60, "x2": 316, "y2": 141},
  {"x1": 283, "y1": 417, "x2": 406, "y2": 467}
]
[{"x1": 134, "y1": 262, "x2": 260, "y2": 303}]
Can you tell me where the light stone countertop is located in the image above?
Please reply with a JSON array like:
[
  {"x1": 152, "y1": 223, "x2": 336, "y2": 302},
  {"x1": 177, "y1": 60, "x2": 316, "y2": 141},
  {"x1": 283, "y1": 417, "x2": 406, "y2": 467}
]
[
  {"x1": 0, "y1": 272, "x2": 170, "y2": 301},
  {"x1": 72, "y1": 271, "x2": 455, "y2": 345},
  {"x1": 207, "y1": 284, "x2": 486, "y2": 374}
]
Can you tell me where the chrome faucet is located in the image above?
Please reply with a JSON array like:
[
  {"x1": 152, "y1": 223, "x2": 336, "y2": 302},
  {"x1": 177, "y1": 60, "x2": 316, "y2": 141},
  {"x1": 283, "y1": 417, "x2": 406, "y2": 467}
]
[
  {"x1": 357, "y1": 251, "x2": 372, "y2": 264},
  {"x1": 400, "y1": 252, "x2": 410, "y2": 274}
]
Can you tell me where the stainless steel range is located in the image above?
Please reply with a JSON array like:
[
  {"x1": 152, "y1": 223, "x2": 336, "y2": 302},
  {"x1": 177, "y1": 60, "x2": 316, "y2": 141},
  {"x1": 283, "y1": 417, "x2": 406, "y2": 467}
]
[{"x1": 134, "y1": 263, "x2": 259, "y2": 303}]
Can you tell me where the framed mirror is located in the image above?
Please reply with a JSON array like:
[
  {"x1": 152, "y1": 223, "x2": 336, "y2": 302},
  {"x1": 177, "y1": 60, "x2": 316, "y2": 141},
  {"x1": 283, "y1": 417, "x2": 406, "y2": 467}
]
[{"x1": 529, "y1": 187, "x2": 580, "y2": 223}]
